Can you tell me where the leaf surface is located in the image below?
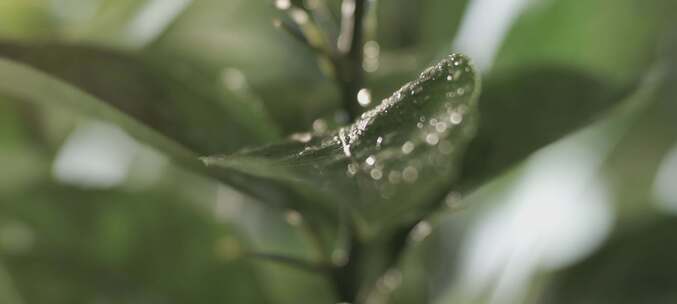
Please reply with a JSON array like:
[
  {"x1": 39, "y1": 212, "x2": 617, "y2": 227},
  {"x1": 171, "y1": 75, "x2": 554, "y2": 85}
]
[{"x1": 203, "y1": 54, "x2": 481, "y2": 235}]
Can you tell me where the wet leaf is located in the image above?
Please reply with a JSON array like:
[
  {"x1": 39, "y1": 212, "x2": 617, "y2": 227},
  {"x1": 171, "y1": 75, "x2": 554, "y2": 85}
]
[
  {"x1": 0, "y1": 41, "x2": 281, "y2": 155},
  {"x1": 203, "y1": 54, "x2": 481, "y2": 235}
]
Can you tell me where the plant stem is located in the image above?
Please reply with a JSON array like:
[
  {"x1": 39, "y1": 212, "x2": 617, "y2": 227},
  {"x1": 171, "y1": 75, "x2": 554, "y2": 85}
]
[
  {"x1": 331, "y1": 235, "x2": 363, "y2": 302},
  {"x1": 338, "y1": 0, "x2": 368, "y2": 121},
  {"x1": 330, "y1": 226, "x2": 413, "y2": 303}
]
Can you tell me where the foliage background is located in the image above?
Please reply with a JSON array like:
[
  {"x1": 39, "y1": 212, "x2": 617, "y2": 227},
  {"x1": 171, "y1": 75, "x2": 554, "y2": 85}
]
[{"x1": 0, "y1": 0, "x2": 675, "y2": 303}]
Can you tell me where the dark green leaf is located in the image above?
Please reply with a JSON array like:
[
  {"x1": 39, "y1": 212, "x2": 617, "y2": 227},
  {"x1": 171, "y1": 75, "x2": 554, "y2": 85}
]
[
  {"x1": 460, "y1": 67, "x2": 633, "y2": 190},
  {"x1": 545, "y1": 216, "x2": 677, "y2": 304},
  {"x1": 0, "y1": 56, "x2": 316, "y2": 215},
  {"x1": 203, "y1": 54, "x2": 481, "y2": 235},
  {"x1": 0, "y1": 41, "x2": 281, "y2": 155},
  {"x1": 0, "y1": 56, "x2": 202, "y2": 171}
]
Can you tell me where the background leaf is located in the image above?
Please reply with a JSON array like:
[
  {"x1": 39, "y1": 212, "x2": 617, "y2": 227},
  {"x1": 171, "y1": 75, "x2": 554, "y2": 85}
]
[
  {"x1": 493, "y1": 0, "x2": 677, "y2": 84},
  {"x1": 1, "y1": 181, "x2": 269, "y2": 304},
  {"x1": 459, "y1": 67, "x2": 632, "y2": 190},
  {"x1": 0, "y1": 41, "x2": 281, "y2": 155}
]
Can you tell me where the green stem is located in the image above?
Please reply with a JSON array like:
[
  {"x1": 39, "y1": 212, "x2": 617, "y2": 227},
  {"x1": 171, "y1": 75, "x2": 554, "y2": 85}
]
[{"x1": 338, "y1": 0, "x2": 368, "y2": 121}]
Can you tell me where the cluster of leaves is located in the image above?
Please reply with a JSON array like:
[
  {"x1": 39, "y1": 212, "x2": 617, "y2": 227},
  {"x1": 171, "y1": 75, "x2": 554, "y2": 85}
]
[{"x1": 0, "y1": 0, "x2": 675, "y2": 303}]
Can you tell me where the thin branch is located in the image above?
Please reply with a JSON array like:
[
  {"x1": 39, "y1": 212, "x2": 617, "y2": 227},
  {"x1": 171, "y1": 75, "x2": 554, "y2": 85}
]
[
  {"x1": 274, "y1": 18, "x2": 312, "y2": 47},
  {"x1": 337, "y1": 0, "x2": 368, "y2": 121}
]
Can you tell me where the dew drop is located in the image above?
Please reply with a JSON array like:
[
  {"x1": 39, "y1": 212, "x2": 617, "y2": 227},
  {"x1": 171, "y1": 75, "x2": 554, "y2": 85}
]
[
  {"x1": 435, "y1": 122, "x2": 448, "y2": 133},
  {"x1": 338, "y1": 128, "x2": 352, "y2": 157},
  {"x1": 382, "y1": 269, "x2": 403, "y2": 290},
  {"x1": 370, "y1": 168, "x2": 383, "y2": 180},
  {"x1": 450, "y1": 112, "x2": 463, "y2": 125},
  {"x1": 401, "y1": 141, "x2": 415, "y2": 154},
  {"x1": 313, "y1": 119, "x2": 328, "y2": 133},
  {"x1": 425, "y1": 133, "x2": 439, "y2": 145},
  {"x1": 285, "y1": 210, "x2": 303, "y2": 226},
  {"x1": 346, "y1": 163, "x2": 358, "y2": 176},
  {"x1": 410, "y1": 85, "x2": 423, "y2": 95},
  {"x1": 388, "y1": 170, "x2": 402, "y2": 184},
  {"x1": 402, "y1": 166, "x2": 418, "y2": 183},
  {"x1": 221, "y1": 68, "x2": 247, "y2": 91},
  {"x1": 275, "y1": 0, "x2": 291, "y2": 10},
  {"x1": 376, "y1": 136, "x2": 383, "y2": 148},
  {"x1": 289, "y1": 8, "x2": 309, "y2": 24},
  {"x1": 365, "y1": 155, "x2": 376, "y2": 166},
  {"x1": 290, "y1": 132, "x2": 312, "y2": 143},
  {"x1": 357, "y1": 88, "x2": 372, "y2": 107},
  {"x1": 410, "y1": 221, "x2": 432, "y2": 242},
  {"x1": 416, "y1": 122, "x2": 424, "y2": 129}
]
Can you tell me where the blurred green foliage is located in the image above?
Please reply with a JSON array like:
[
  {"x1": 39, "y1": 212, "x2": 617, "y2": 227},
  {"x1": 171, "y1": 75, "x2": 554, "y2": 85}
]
[{"x1": 0, "y1": 0, "x2": 675, "y2": 303}]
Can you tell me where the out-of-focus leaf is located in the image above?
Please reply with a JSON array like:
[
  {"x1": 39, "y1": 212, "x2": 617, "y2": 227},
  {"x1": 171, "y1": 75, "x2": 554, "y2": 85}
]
[
  {"x1": 0, "y1": 56, "x2": 201, "y2": 171},
  {"x1": 377, "y1": 0, "x2": 469, "y2": 53},
  {"x1": 0, "y1": 1, "x2": 56, "y2": 40},
  {"x1": 369, "y1": 0, "x2": 471, "y2": 104},
  {"x1": 544, "y1": 216, "x2": 677, "y2": 304},
  {"x1": 0, "y1": 56, "x2": 313, "y2": 216},
  {"x1": 0, "y1": 41, "x2": 281, "y2": 155},
  {"x1": 599, "y1": 36, "x2": 677, "y2": 217},
  {"x1": 151, "y1": 0, "x2": 338, "y2": 133},
  {"x1": 0, "y1": 182, "x2": 271, "y2": 304},
  {"x1": 0, "y1": 0, "x2": 181, "y2": 47},
  {"x1": 494, "y1": 0, "x2": 677, "y2": 84},
  {"x1": 203, "y1": 54, "x2": 480, "y2": 235},
  {"x1": 459, "y1": 67, "x2": 631, "y2": 190},
  {"x1": 0, "y1": 99, "x2": 50, "y2": 196}
]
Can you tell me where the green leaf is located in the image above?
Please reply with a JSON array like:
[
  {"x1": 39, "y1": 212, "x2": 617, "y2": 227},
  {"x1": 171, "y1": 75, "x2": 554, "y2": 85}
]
[
  {"x1": 0, "y1": 56, "x2": 201, "y2": 170},
  {"x1": 1, "y1": 182, "x2": 271, "y2": 304},
  {"x1": 202, "y1": 54, "x2": 481, "y2": 236},
  {"x1": 0, "y1": 56, "x2": 305, "y2": 213},
  {"x1": 459, "y1": 67, "x2": 633, "y2": 190},
  {"x1": 493, "y1": 0, "x2": 677, "y2": 84},
  {"x1": 545, "y1": 216, "x2": 677, "y2": 304},
  {"x1": 0, "y1": 41, "x2": 281, "y2": 155}
]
